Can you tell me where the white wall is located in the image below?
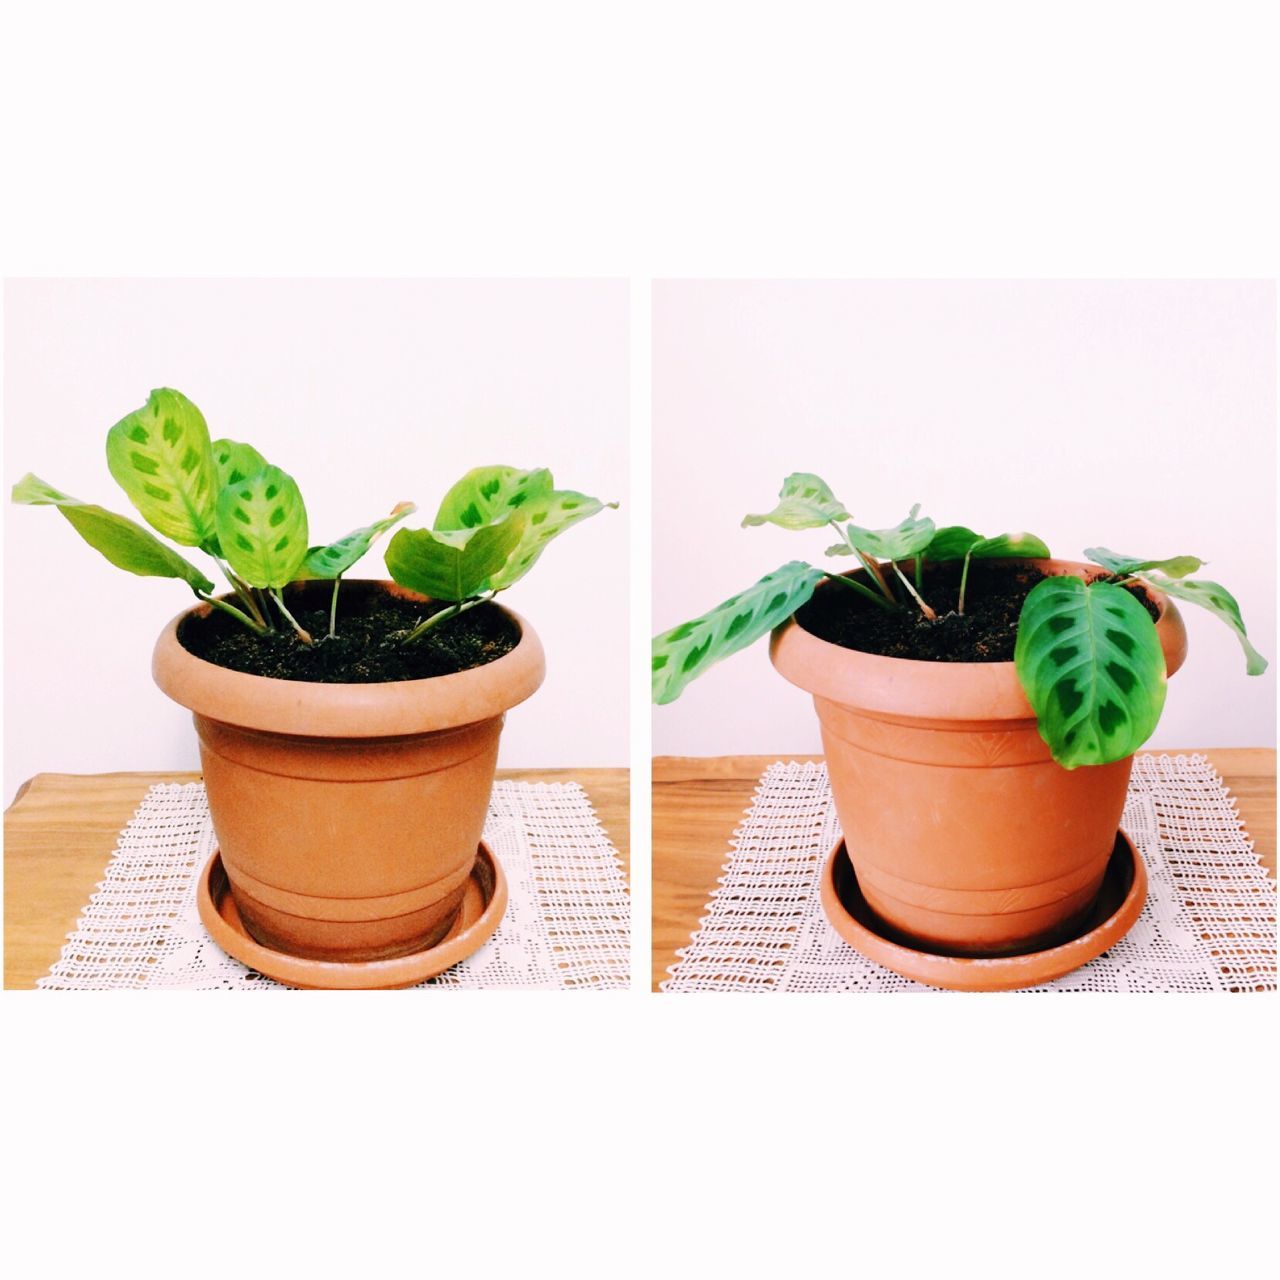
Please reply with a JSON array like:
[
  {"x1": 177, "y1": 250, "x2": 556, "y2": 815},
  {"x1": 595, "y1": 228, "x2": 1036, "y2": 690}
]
[
  {"x1": 653, "y1": 279, "x2": 1276, "y2": 756},
  {"x1": 4, "y1": 278, "x2": 629, "y2": 800}
]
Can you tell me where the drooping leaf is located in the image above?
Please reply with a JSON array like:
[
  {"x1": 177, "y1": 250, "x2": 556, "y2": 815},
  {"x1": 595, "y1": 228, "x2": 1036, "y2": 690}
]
[
  {"x1": 11, "y1": 472, "x2": 214, "y2": 594},
  {"x1": 384, "y1": 514, "x2": 526, "y2": 602},
  {"x1": 652, "y1": 561, "x2": 825, "y2": 704},
  {"x1": 105, "y1": 388, "x2": 218, "y2": 548},
  {"x1": 742, "y1": 473, "x2": 849, "y2": 531},
  {"x1": 212, "y1": 438, "x2": 270, "y2": 489},
  {"x1": 435, "y1": 465, "x2": 554, "y2": 530},
  {"x1": 1085, "y1": 547, "x2": 1203, "y2": 579},
  {"x1": 488, "y1": 488, "x2": 618, "y2": 591},
  {"x1": 214, "y1": 465, "x2": 309, "y2": 588},
  {"x1": 970, "y1": 531, "x2": 1051, "y2": 560},
  {"x1": 1015, "y1": 576, "x2": 1167, "y2": 768},
  {"x1": 298, "y1": 502, "x2": 417, "y2": 580},
  {"x1": 1138, "y1": 576, "x2": 1267, "y2": 676},
  {"x1": 923, "y1": 525, "x2": 984, "y2": 560},
  {"x1": 838, "y1": 505, "x2": 936, "y2": 562}
]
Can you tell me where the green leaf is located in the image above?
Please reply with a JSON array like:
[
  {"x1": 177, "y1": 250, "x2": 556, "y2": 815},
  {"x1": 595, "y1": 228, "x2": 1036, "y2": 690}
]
[
  {"x1": 742, "y1": 473, "x2": 849, "y2": 531},
  {"x1": 488, "y1": 488, "x2": 618, "y2": 591},
  {"x1": 435, "y1": 466, "x2": 554, "y2": 530},
  {"x1": 214, "y1": 465, "x2": 309, "y2": 588},
  {"x1": 212, "y1": 438, "x2": 270, "y2": 489},
  {"x1": 384, "y1": 515, "x2": 526, "y2": 602},
  {"x1": 298, "y1": 502, "x2": 417, "y2": 580},
  {"x1": 970, "y1": 531, "x2": 1051, "y2": 560},
  {"x1": 1138, "y1": 576, "x2": 1267, "y2": 676},
  {"x1": 105, "y1": 388, "x2": 218, "y2": 547},
  {"x1": 1015, "y1": 577, "x2": 1167, "y2": 768},
  {"x1": 652, "y1": 561, "x2": 825, "y2": 704},
  {"x1": 838, "y1": 505, "x2": 936, "y2": 561},
  {"x1": 1085, "y1": 547, "x2": 1203, "y2": 579},
  {"x1": 923, "y1": 525, "x2": 984, "y2": 560},
  {"x1": 11, "y1": 472, "x2": 215, "y2": 594}
]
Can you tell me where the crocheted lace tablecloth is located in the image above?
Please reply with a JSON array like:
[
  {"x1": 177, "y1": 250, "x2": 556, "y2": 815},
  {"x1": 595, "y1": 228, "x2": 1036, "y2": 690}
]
[
  {"x1": 663, "y1": 754, "x2": 1276, "y2": 994},
  {"x1": 40, "y1": 781, "x2": 629, "y2": 991}
]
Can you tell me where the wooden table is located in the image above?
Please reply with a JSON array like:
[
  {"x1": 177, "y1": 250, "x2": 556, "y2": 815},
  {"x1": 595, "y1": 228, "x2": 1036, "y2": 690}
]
[
  {"x1": 652, "y1": 749, "x2": 1276, "y2": 991},
  {"x1": 4, "y1": 768, "x2": 629, "y2": 990}
]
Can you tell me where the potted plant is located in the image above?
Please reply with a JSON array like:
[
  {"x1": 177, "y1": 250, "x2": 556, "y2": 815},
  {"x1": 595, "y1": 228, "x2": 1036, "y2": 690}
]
[
  {"x1": 653, "y1": 473, "x2": 1266, "y2": 983},
  {"x1": 13, "y1": 388, "x2": 616, "y2": 981}
]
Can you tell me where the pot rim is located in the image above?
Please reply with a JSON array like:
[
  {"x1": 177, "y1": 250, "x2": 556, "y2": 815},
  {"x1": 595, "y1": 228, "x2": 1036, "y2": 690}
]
[
  {"x1": 153, "y1": 579, "x2": 546, "y2": 738},
  {"x1": 769, "y1": 557, "x2": 1187, "y2": 723}
]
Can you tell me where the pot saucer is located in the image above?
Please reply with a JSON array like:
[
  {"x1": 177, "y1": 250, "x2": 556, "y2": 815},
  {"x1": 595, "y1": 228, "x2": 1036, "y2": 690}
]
[
  {"x1": 196, "y1": 843, "x2": 507, "y2": 989},
  {"x1": 819, "y1": 831, "x2": 1147, "y2": 992}
]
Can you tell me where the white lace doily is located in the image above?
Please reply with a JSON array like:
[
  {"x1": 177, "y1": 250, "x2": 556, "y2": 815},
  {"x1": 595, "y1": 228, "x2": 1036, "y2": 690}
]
[
  {"x1": 40, "y1": 781, "x2": 629, "y2": 990},
  {"x1": 663, "y1": 754, "x2": 1276, "y2": 994}
]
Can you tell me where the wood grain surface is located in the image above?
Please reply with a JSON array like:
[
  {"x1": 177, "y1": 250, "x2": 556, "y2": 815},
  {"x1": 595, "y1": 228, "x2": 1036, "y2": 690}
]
[
  {"x1": 4, "y1": 768, "x2": 629, "y2": 990},
  {"x1": 652, "y1": 749, "x2": 1276, "y2": 991}
]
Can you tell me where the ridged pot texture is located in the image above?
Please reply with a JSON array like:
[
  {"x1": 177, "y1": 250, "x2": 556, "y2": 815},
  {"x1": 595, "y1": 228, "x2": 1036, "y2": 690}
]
[
  {"x1": 770, "y1": 559, "x2": 1186, "y2": 956},
  {"x1": 153, "y1": 581, "x2": 545, "y2": 962}
]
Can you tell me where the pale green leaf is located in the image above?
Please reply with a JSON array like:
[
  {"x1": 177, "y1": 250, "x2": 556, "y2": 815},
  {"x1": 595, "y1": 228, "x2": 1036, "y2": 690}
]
[
  {"x1": 298, "y1": 502, "x2": 417, "y2": 580},
  {"x1": 1015, "y1": 577, "x2": 1166, "y2": 768},
  {"x1": 214, "y1": 465, "x2": 309, "y2": 588},
  {"x1": 742, "y1": 473, "x2": 849, "y2": 531},
  {"x1": 105, "y1": 388, "x2": 218, "y2": 547},
  {"x1": 1139, "y1": 575, "x2": 1267, "y2": 676},
  {"x1": 840, "y1": 505, "x2": 936, "y2": 561},
  {"x1": 384, "y1": 514, "x2": 526, "y2": 602},
  {"x1": 652, "y1": 561, "x2": 825, "y2": 704},
  {"x1": 1085, "y1": 547, "x2": 1203, "y2": 579},
  {"x1": 11, "y1": 472, "x2": 214, "y2": 594},
  {"x1": 212, "y1": 438, "x2": 269, "y2": 489},
  {"x1": 435, "y1": 466, "x2": 554, "y2": 530},
  {"x1": 488, "y1": 488, "x2": 618, "y2": 591}
]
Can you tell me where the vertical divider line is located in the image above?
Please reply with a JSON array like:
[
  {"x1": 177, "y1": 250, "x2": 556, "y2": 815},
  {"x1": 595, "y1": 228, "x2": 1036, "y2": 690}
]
[{"x1": 629, "y1": 278, "x2": 653, "y2": 994}]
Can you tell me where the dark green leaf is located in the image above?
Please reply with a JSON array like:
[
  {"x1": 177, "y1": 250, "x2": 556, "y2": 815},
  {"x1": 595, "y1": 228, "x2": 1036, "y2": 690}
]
[
  {"x1": 1015, "y1": 577, "x2": 1167, "y2": 768},
  {"x1": 384, "y1": 514, "x2": 526, "y2": 602},
  {"x1": 652, "y1": 561, "x2": 825, "y2": 704},
  {"x1": 923, "y1": 525, "x2": 983, "y2": 560},
  {"x1": 214, "y1": 465, "x2": 309, "y2": 588},
  {"x1": 105, "y1": 388, "x2": 218, "y2": 547},
  {"x1": 742, "y1": 473, "x2": 849, "y2": 531},
  {"x1": 970, "y1": 532, "x2": 1051, "y2": 559},
  {"x1": 11, "y1": 472, "x2": 214, "y2": 593},
  {"x1": 1139, "y1": 576, "x2": 1267, "y2": 675}
]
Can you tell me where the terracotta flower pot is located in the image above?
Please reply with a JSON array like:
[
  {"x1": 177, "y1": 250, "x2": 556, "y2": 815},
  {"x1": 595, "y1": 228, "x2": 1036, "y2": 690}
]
[
  {"x1": 770, "y1": 559, "x2": 1186, "y2": 956},
  {"x1": 153, "y1": 580, "x2": 545, "y2": 962}
]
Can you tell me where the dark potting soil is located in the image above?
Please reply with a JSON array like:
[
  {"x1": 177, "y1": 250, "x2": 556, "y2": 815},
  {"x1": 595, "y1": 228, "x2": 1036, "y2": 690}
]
[
  {"x1": 795, "y1": 560, "x2": 1160, "y2": 663},
  {"x1": 179, "y1": 587, "x2": 520, "y2": 682}
]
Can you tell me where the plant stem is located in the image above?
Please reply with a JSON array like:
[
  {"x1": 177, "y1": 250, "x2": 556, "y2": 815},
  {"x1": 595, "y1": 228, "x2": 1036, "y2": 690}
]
[
  {"x1": 957, "y1": 550, "x2": 974, "y2": 616},
  {"x1": 329, "y1": 578, "x2": 341, "y2": 640},
  {"x1": 402, "y1": 594, "x2": 493, "y2": 644},
  {"x1": 828, "y1": 521, "x2": 895, "y2": 600},
  {"x1": 892, "y1": 561, "x2": 938, "y2": 621},
  {"x1": 214, "y1": 557, "x2": 269, "y2": 629},
  {"x1": 270, "y1": 589, "x2": 314, "y2": 645},
  {"x1": 198, "y1": 593, "x2": 270, "y2": 635},
  {"x1": 823, "y1": 572, "x2": 899, "y2": 611},
  {"x1": 914, "y1": 557, "x2": 923, "y2": 592}
]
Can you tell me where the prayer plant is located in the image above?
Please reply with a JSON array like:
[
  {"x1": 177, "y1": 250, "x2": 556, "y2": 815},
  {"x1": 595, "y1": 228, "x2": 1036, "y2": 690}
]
[
  {"x1": 13, "y1": 387, "x2": 616, "y2": 648},
  {"x1": 652, "y1": 472, "x2": 1267, "y2": 769}
]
